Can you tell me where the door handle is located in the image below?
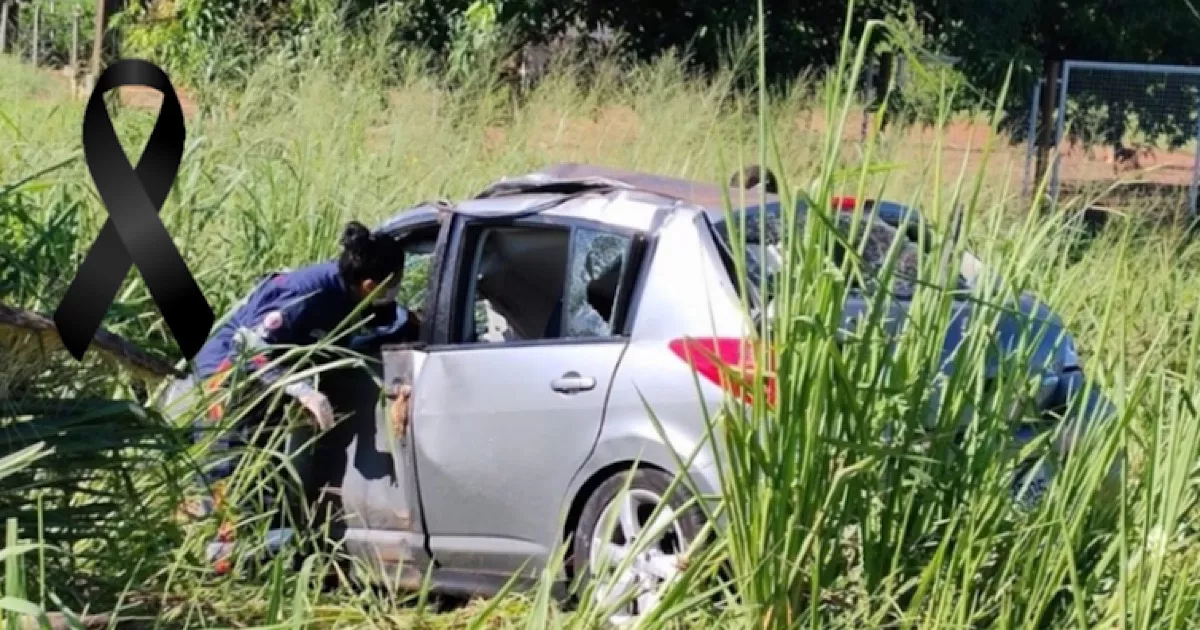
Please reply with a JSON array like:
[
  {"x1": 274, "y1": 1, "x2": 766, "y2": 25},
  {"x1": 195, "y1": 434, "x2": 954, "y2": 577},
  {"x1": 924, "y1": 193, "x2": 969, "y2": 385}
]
[{"x1": 551, "y1": 371, "x2": 596, "y2": 394}]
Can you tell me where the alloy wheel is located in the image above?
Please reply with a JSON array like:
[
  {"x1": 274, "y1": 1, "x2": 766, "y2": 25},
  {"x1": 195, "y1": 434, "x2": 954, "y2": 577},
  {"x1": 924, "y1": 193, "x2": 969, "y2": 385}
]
[{"x1": 587, "y1": 488, "x2": 688, "y2": 625}]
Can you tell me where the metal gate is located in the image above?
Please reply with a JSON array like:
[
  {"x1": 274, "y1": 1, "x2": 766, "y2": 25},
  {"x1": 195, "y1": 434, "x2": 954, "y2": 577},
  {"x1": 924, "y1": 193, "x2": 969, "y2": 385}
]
[{"x1": 1043, "y1": 60, "x2": 1200, "y2": 218}]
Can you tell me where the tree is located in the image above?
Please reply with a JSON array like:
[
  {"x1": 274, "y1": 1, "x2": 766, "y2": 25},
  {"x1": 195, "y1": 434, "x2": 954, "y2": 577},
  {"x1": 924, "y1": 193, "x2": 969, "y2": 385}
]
[
  {"x1": 560, "y1": 0, "x2": 908, "y2": 86},
  {"x1": 914, "y1": 0, "x2": 1200, "y2": 146}
]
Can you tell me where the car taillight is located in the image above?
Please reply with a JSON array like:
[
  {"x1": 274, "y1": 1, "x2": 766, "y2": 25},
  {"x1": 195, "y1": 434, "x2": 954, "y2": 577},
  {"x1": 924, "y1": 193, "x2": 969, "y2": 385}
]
[
  {"x1": 831, "y1": 196, "x2": 858, "y2": 211},
  {"x1": 668, "y1": 337, "x2": 776, "y2": 407}
]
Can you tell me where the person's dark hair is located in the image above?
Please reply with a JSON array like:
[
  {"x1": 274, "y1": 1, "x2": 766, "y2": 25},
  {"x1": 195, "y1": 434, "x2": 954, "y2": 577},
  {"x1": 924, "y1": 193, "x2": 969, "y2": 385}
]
[
  {"x1": 338, "y1": 221, "x2": 404, "y2": 287},
  {"x1": 729, "y1": 164, "x2": 779, "y2": 194}
]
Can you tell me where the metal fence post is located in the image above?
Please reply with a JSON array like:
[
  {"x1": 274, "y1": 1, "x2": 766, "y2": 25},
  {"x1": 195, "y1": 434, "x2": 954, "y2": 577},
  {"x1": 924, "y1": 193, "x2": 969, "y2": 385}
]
[
  {"x1": 1021, "y1": 79, "x2": 1043, "y2": 198},
  {"x1": 1189, "y1": 113, "x2": 1200, "y2": 223},
  {"x1": 31, "y1": 1, "x2": 40, "y2": 66},
  {"x1": 1049, "y1": 62, "x2": 1072, "y2": 204}
]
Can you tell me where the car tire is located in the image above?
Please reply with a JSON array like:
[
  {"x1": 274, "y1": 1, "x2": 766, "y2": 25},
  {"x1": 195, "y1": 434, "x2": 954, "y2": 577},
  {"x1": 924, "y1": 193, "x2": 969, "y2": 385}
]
[{"x1": 572, "y1": 467, "x2": 707, "y2": 624}]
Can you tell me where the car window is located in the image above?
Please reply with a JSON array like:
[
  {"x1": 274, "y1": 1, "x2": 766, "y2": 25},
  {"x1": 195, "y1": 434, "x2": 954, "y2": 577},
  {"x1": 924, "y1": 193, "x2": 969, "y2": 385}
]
[
  {"x1": 454, "y1": 223, "x2": 635, "y2": 344},
  {"x1": 398, "y1": 249, "x2": 432, "y2": 314},
  {"x1": 389, "y1": 227, "x2": 439, "y2": 316},
  {"x1": 565, "y1": 228, "x2": 630, "y2": 338}
]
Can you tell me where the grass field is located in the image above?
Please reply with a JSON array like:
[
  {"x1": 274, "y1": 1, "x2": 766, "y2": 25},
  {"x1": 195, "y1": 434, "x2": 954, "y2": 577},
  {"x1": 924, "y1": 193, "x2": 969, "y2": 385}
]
[{"x1": 6, "y1": 14, "x2": 1200, "y2": 629}]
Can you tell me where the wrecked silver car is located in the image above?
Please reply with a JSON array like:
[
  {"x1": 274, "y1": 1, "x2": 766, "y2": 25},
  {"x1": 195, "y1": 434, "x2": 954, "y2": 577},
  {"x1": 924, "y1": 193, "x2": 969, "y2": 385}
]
[{"x1": 222, "y1": 163, "x2": 1114, "y2": 622}]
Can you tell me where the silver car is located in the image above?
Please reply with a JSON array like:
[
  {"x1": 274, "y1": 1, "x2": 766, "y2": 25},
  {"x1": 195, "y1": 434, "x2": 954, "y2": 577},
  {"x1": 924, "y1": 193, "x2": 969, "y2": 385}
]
[{"x1": 299, "y1": 163, "x2": 1112, "y2": 620}]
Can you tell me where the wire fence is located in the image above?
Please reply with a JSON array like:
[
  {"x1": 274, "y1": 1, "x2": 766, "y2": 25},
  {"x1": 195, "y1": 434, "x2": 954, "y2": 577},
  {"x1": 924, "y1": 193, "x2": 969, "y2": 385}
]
[{"x1": 1024, "y1": 60, "x2": 1200, "y2": 219}]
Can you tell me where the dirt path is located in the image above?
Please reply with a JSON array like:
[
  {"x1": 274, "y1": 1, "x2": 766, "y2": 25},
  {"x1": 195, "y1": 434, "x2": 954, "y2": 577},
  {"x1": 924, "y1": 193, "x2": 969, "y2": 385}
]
[
  {"x1": 116, "y1": 83, "x2": 200, "y2": 121},
  {"x1": 37, "y1": 65, "x2": 201, "y2": 121}
]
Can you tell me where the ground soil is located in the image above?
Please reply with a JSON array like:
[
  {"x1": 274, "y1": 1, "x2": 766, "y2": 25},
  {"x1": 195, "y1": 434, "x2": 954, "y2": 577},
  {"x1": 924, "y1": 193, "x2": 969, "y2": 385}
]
[
  {"x1": 116, "y1": 83, "x2": 200, "y2": 120},
  {"x1": 40, "y1": 66, "x2": 201, "y2": 120}
]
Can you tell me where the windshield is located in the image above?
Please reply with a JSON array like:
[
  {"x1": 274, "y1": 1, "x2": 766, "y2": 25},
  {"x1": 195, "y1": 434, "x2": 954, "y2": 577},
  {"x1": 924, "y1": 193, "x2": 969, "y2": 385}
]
[{"x1": 708, "y1": 201, "x2": 966, "y2": 314}]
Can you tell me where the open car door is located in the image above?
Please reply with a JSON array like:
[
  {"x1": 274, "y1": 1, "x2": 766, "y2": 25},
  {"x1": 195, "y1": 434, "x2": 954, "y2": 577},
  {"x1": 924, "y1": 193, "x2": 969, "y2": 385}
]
[{"x1": 332, "y1": 339, "x2": 432, "y2": 585}]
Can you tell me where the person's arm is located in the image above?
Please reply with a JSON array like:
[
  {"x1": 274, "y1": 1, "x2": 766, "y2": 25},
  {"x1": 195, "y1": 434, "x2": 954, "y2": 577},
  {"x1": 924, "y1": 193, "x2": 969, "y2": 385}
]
[
  {"x1": 347, "y1": 304, "x2": 422, "y2": 351},
  {"x1": 233, "y1": 297, "x2": 335, "y2": 429}
]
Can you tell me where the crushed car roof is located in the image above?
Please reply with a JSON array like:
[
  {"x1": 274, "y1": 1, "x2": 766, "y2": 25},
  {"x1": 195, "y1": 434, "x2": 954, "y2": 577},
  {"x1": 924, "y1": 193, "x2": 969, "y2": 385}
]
[
  {"x1": 378, "y1": 163, "x2": 781, "y2": 233},
  {"x1": 479, "y1": 162, "x2": 781, "y2": 212}
]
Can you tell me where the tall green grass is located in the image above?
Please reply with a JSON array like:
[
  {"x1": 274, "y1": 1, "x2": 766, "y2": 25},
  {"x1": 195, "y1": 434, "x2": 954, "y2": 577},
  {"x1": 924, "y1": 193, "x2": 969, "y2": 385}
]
[{"x1": 4, "y1": 4, "x2": 1200, "y2": 628}]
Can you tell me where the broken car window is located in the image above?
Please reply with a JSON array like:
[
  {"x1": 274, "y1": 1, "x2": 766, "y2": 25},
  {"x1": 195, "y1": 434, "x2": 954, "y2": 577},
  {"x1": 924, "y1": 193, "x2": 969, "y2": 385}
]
[{"x1": 565, "y1": 228, "x2": 631, "y2": 338}]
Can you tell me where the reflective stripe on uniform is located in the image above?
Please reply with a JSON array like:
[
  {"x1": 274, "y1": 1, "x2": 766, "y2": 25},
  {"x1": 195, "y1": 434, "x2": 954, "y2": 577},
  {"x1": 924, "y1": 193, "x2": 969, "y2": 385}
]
[{"x1": 204, "y1": 358, "x2": 235, "y2": 421}]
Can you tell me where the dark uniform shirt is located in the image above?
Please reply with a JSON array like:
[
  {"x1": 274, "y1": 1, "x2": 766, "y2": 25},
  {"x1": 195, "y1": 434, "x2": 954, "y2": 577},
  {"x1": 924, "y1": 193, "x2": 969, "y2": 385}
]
[
  {"x1": 194, "y1": 261, "x2": 418, "y2": 390},
  {"x1": 186, "y1": 261, "x2": 418, "y2": 487}
]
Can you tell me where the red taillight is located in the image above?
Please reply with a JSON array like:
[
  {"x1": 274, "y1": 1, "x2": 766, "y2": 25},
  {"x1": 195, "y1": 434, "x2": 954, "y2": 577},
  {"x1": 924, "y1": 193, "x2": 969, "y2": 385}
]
[
  {"x1": 668, "y1": 337, "x2": 776, "y2": 406},
  {"x1": 831, "y1": 196, "x2": 858, "y2": 211}
]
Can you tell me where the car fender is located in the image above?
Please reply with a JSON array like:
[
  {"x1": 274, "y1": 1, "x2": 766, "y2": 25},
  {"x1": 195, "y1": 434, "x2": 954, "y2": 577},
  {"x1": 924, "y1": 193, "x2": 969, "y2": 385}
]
[{"x1": 561, "y1": 419, "x2": 723, "y2": 537}]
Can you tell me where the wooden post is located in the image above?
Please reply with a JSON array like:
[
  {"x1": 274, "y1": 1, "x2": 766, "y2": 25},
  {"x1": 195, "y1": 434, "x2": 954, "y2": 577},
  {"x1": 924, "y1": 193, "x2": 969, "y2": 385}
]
[
  {"x1": 88, "y1": 0, "x2": 106, "y2": 87},
  {"x1": 70, "y1": 4, "x2": 79, "y2": 88},
  {"x1": 1034, "y1": 58, "x2": 1061, "y2": 193},
  {"x1": 31, "y1": 1, "x2": 40, "y2": 66},
  {"x1": 102, "y1": 0, "x2": 121, "y2": 64},
  {"x1": 876, "y1": 51, "x2": 895, "y2": 132},
  {"x1": 70, "y1": 5, "x2": 78, "y2": 68},
  {"x1": 0, "y1": 2, "x2": 9, "y2": 54}
]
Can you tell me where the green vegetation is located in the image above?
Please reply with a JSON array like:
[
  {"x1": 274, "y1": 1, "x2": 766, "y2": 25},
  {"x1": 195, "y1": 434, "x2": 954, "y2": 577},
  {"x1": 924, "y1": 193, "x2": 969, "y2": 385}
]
[
  {"x1": 100, "y1": 0, "x2": 1200, "y2": 136},
  {"x1": 4, "y1": 4, "x2": 1200, "y2": 629}
]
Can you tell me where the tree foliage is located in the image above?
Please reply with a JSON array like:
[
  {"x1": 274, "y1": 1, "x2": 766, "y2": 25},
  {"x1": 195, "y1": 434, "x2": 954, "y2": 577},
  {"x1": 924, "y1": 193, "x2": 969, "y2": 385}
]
[
  {"x1": 113, "y1": 0, "x2": 1200, "y2": 142},
  {"x1": 919, "y1": 0, "x2": 1200, "y2": 142}
]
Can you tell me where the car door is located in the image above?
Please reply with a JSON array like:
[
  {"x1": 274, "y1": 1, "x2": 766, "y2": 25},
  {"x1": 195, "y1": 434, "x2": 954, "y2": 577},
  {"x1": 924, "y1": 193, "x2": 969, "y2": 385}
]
[
  {"x1": 329, "y1": 218, "x2": 446, "y2": 586},
  {"x1": 407, "y1": 214, "x2": 647, "y2": 579}
]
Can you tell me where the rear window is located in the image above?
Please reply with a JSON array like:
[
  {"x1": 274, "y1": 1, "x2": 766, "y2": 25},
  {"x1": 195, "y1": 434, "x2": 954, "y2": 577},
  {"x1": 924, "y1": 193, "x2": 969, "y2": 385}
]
[{"x1": 708, "y1": 201, "x2": 956, "y2": 306}]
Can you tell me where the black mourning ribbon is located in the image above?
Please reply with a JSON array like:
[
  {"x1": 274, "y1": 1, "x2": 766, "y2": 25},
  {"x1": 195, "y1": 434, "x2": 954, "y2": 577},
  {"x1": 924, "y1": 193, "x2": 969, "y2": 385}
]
[{"x1": 54, "y1": 59, "x2": 214, "y2": 362}]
